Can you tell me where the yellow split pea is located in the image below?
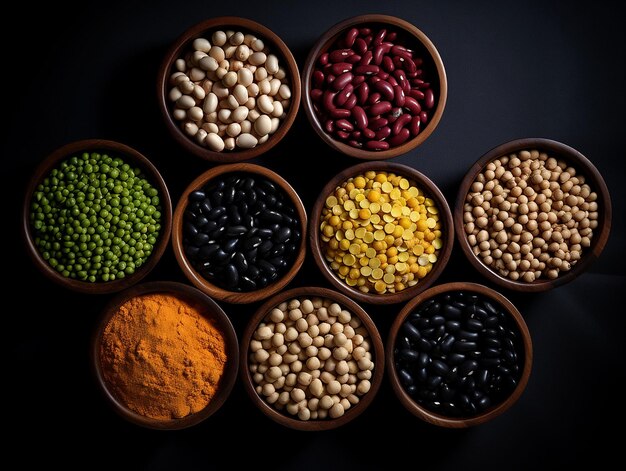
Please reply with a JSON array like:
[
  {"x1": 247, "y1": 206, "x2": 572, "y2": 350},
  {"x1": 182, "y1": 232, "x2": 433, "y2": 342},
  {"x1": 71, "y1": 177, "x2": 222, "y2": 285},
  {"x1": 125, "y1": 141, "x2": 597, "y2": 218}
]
[{"x1": 320, "y1": 171, "x2": 443, "y2": 295}]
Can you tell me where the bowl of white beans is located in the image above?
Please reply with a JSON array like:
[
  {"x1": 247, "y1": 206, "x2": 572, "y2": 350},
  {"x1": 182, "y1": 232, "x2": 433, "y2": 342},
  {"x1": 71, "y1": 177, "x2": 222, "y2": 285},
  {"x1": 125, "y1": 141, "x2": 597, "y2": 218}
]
[
  {"x1": 454, "y1": 138, "x2": 611, "y2": 292},
  {"x1": 240, "y1": 286, "x2": 385, "y2": 431},
  {"x1": 158, "y1": 17, "x2": 301, "y2": 162}
]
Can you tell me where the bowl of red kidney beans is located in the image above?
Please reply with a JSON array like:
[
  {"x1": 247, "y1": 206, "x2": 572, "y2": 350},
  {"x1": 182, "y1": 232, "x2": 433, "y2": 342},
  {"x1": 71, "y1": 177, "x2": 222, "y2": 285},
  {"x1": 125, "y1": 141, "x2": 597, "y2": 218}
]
[
  {"x1": 387, "y1": 282, "x2": 533, "y2": 427},
  {"x1": 301, "y1": 14, "x2": 448, "y2": 160}
]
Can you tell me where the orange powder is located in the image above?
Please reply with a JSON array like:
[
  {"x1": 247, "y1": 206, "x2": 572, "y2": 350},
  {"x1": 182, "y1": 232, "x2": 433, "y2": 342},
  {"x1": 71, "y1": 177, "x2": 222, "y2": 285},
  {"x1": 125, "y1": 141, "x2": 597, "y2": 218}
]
[{"x1": 100, "y1": 293, "x2": 227, "y2": 420}]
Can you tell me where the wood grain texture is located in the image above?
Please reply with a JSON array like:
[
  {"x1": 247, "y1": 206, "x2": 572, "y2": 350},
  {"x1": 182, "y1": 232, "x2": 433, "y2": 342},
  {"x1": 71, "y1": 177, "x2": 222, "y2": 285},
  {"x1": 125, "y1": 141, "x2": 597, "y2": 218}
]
[
  {"x1": 309, "y1": 161, "x2": 454, "y2": 304},
  {"x1": 22, "y1": 139, "x2": 172, "y2": 294},
  {"x1": 157, "y1": 16, "x2": 301, "y2": 163},
  {"x1": 91, "y1": 281, "x2": 239, "y2": 430},
  {"x1": 454, "y1": 138, "x2": 612, "y2": 292},
  {"x1": 301, "y1": 14, "x2": 447, "y2": 160},
  {"x1": 239, "y1": 286, "x2": 385, "y2": 431},
  {"x1": 172, "y1": 163, "x2": 307, "y2": 304},
  {"x1": 386, "y1": 282, "x2": 533, "y2": 428}
]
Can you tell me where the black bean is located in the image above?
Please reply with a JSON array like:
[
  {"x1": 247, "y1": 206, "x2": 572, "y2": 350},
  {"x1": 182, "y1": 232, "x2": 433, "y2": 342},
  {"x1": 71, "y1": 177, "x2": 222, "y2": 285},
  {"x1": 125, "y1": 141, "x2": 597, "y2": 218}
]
[
  {"x1": 207, "y1": 206, "x2": 225, "y2": 220},
  {"x1": 458, "y1": 330, "x2": 479, "y2": 341},
  {"x1": 200, "y1": 200, "x2": 212, "y2": 215},
  {"x1": 476, "y1": 369, "x2": 490, "y2": 386},
  {"x1": 193, "y1": 232, "x2": 210, "y2": 246},
  {"x1": 485, "y1": 316, "x2": 499, "y2": 327},
  {"x1": 210, "y1": 191, "x2": 223, "y2": 206},
  {"x1": 184, "y1": 221, "x2": 198, "y2": 237},
  {"x1": 427, "y1": 375, "x2": 443, "y2": 390},
  {"x1": 189, "y1": 190, "x2": 205, "y2": 201},
  {"x1": 398, "y1": 349, "x2": 420, "y2": 362},
  {"x1": 416, "y1": 367, "x2": 428, "y2": 383},
  {"x1": 445, "y1": 320, "x2": 461, "y2": 332},
  {"x1": 417, "y1": 337, "x2": 432, "y2": 352},
  {"x1": 442, "y1": 304, "x2": 462, "y2": 319},
  {"x1": 447, "y1": 353, "x2": 466, "y2": 365},
  {"x1": 430, "y1": 315, "x2": 446, "y2": 326},
  {"x1": 199, "y1": 243, "x2": 219, "y2": 259},
  {"x1": 458, "y1": 360, "x2": 478, "y2": 377},
  {"x1": 232, "y1": 252, "x2": 248, "y2": 273},
  {"x1": 430, "y1": 359, "x2": 449, "y2": 376},
  {"x1": 227, "y1": 205, "x2": 242, "y2": 224},
  {"x1": 261, "y1": 210, "x2": 283, "y2": 223},
  {"x1": 257, "y1": 228, "x2": 273, "y2": 239},
  {"x1": 503, "y1": 349, "x2": 517, "y2": 364},
  {"x1": 226, "y1": 225, "x2": 247, "y2": 236},
  {"x1": 484, "y1": 337, "x2": 501, "y2": 349},
  {"x1": 258, "y1": 259, "x2": 277, "y2": 275},
  {"x1": 244, "y1": 236, "x2": 262, "y2": 250},
  {"x1": 221, "y1": 238, "x2": 239, "y2": 253},
  {"x1": 484, "y1": 348, "x2": 500, "y2": 358},
  {"x1": 402, "y1": 322, "x2": 421, "y2": 341},
  {"x1": 399, "y1": 369, "x2": 414, "y2": 387},
  {"x1": 185, "y1": 245, "x2": 199, "y2": 257},
  {"x1": 417, "y1": 352, "x2": 430, "y2": 368},
  {"x1": 466, "y1": 318, "x2": 484, "y2": 332},
  {"x1": 257, "y1": 240, "x2": 273, "y2": 257},
  {"x1": 454, "y1": 341, "x2": 477, "y2": 353},
  {"x1": 274, "y1": 226, "x2": 292, "y2": 243},
  {"x1": 223, "y1": 264, "x2": 239, "y2": 287},
  {"x1": 440, "y1": 334, "x2": 456, "y2": 353}
]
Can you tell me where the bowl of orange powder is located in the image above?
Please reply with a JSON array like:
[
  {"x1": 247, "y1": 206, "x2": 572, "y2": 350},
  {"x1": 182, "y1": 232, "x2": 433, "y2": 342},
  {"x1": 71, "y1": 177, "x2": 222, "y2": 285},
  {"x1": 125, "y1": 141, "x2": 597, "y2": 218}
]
[{"x1": 92, "y1": 281, "x2": 239, "y2": 429}]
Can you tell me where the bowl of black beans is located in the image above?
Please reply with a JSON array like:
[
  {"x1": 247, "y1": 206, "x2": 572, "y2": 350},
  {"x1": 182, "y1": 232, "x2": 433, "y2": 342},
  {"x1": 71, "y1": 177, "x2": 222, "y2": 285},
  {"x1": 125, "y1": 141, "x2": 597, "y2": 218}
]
[
  {"x1": 387, "y1": 282, "x2": 532, "y2": 427},
  {"x1": 172, "y1": 163, "x2": 307, "y2": 303},
  {"x1": 23, "y1": 139, "x2": 172, "y2": 294}
]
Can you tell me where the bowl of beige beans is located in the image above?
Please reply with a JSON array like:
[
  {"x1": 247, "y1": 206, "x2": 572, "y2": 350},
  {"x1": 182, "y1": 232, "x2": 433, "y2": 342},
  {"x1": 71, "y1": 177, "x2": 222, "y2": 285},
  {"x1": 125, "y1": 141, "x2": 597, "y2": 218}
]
[
  {"x1": 240, "y1": 286, "x2": 385, "y2": 430},
  {"x1": 158, "y1": 17, "x2": 300, "y2": 162},
  {"x1": 455, "y1": 138, "x2": 611, "y2": 292}
]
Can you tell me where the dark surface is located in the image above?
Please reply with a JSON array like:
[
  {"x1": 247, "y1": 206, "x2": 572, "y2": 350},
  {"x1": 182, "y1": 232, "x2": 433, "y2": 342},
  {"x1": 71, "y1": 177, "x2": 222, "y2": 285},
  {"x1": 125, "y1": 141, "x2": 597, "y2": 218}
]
[{"x1": 6, "y1": 0, "x2": 625, "y2": 469}]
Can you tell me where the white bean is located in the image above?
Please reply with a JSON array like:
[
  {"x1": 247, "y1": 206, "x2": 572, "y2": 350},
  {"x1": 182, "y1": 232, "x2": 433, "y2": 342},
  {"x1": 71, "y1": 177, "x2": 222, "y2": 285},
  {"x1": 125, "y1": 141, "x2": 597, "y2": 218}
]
[
  {"x1": 224, "y1": 137, "x2": 236, "y2": 150},
  {"x1": 195, "y1": 128, "x2": 207, "y2": 144},
  {"x1": 208, "y1": 46, "x2": 225, "y2": 62},
  {"x1": 226, "y1": 122, "x2": 241, "y2": 137},
  {"x1": 240, "y1": 119, "x2": 252, "y2": 134},
  {"x1": 179, "y1": 80, "x2": 194, "y2": 94},
  {"x1": 169, "y1": 87, "x2": 182, "y2": 102},
  {"x1": 271, "y1": 101, "x2": 284, "y2": 118},
  {"x1": 191, "y1": 50, "x2": 207, "y2": 65},
  {"x1": 193, "y1": 37, "x2": 212, "y2": 52},
  {"x1": 198, "y1": 55, "x2": 219, "y2": 72},
  {"x1": 202, "y1": 122, "x2": 219, "y2": 134},
  {"x1": 212, "y1": 82, "x2": 230, "y2": 98},
  {"x1": 224, "y1": 45, "x2": 237, "y2": 59},
  {"x1": 236, "y1": 133, "x2": 258, "y2": 148},
  {"x1": 232, "y1": 84, "x2": 248, "y2": 105},
  {"x1": 189, "y1": 67, "x2": 205, "y2": 81},
  {"x1": 217, "y1": 108, "x2": 232, "y2": 123},
  {"x1": 172, "y1": 108, "x2": 186, "y2": 120},
  {"x1": 176, "y1": 95, "x2": 195, "y2": 109},
  {"x1": 205, "y1": 133, "x2": 224, "y2": 151},
  {"x1": 231, "y1": 105, "x2": 249, "y2": 123},
  {"x1": 269, "y1": 78, "x2": 281, "y2": 96},
  {"x1": 174, "y1": 58, "x2": 186, "y2": 72},
  {"x1": 237, "y1": 68, "x2": 254, "y2": 87},
  {"x1": 254, "y1": 114, "x2": 272, "y2": 136},
  {"x1": 251, "y1": 38, "x2": 264, "y2": 52},
  {"x1": 187, "y1": 106, "x2": 203, "y2": 121},
  {"x1": 225, "y1": 95, "x2": 239, "y2": 110},
  {"x1": 183, "y1": 121, "x2": 198, "y2": 136},
  {"x1": 265, "y1": 54, "x2": 279, "y2": 74},
  {"x1": 258, "y1": 79, "x2": 271, "y2": 95},
  {"x1": 211, "y1": 30, "x2": 227, "y2": 46},
  {"x1": 278, "y1": 84, "x2": 291, "y2": 100},
  {"x1": 235, "y1": 44, "x2": 250, "y2": 61},
  {"x1": 203, "y1": 93, "x2": 218, "y2": 114},
  {"x1": 257, "y1": 95, "x2": 274, "y2": 114},
  {"x1": 249, "y1": 51, "x2": 267, "y2": 66},
  {"x1": 222, "y1": 71, "x2": 238, "y2": 87},
  {"x1": 192, "y1": 84, "x2": 205, "y2": 100},
  {"x1": 275, "y1": 67, "x2": 286, "y2": 80},
  {"x1": 270, "y1": 117, "x2": 280, "y2": 134}
]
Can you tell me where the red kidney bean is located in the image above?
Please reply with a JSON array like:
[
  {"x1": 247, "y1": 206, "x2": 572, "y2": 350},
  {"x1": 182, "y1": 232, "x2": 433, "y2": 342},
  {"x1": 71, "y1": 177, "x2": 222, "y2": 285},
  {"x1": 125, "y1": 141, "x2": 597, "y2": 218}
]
[
  {"x1": 408, "y1": 89, "x2": 425, "y2": 100},
  {"x1": 392, "y1": 113, "x2": 412, "y2": 135},
  {"x1": 389, "y1": 128, "x2": 410, "y2": 146},
  {"x1": 370, "y1": 75, "x2": 381, "y2": 85},
  {"x1": 311, "y1": 89, "x2": 323, "y2": 102},
  {"x1": 359, "y1": 27, "x2": 371, "y2": 36},
  {"x1": 388, "y1": 76, "x2": 398, "y2": 87},
  {"x1": 332, "y1": 72, "x2": 353, "y2": 91},
  {"x1": 335, "y1": 83, "x2": 354, "y2": 106},
  {"x1": 343, "y1": 93, "x2": 357, "y2": 110},
  {"x1": 363, "y1": 34, "x2": 373, "y2": 46},
  {"x1": 374, "y1": 29, "x2": 387, "y2": 45},
  {"x1": 344, "y1": 28, "x2": 359, "y2": 47},
  {"x1": 354, "y1": 64, "x2": 379, "y2": 75},
  {"x1": 352, "y1": 75, "x2": 366, "y2": 86},
  {"x1": 335, "y1": 119, "x2": 354, "y2": 132},
  {"x1": 381, "y1": 42, "x2": 393, "y2": 53},
  {"x1": 393, "y1": 85, "x2": 405, "y2": 107},
  {"x1": 352, "y1": 106, "x2": 368, "y2": 129},
  {"x1": 402, "y1": 57, "x2": 417, "y2": 74},
  {"x1": 323, "y1": 90, "x2": 337, "y2": 111},
  {"x1": 374, "y1": 126, "x2": 391, "y2": 140},
  {"x1": 329, "y1": 49, "x2": 354, "y2": 63},
  {"x1": 424, "y1": 88, "x2": 435, "y2": 109},
  {"x1": 389, "y1": 107, "x2": 403, "y2": 121},
  {"x1": 411, "y1": 69, "x2": 424, "y2": 77},
  {"x1": 368, "y1": 117, "x2": 388, "y2": 130},
  {"x1": 348, "y1": 140, "x2": 362, "y2": 148},
  {"x1": 420, "y1": 111, "x2": 428, "y2": 124},
  {"x1": 313, "y1": 70, "x2": 324, "y2": 88},
  {"x1": 319, "y1": 53, "x2": 329, "y2": 66},
  {"x1": 391, "y1": 45, "x2": 407, "y2": 55},
  {"x1": 394, "y1": 69, "x2": 409, "y2": 91},
  {"x1": 382, "y1": 56, "x2": 395, "y2": 72},
  {"x1": 377, "y1": 71, "x2": 389, "y2": 80},
  {"x1": 331, "y1": 63, "x2": 352, "y2": 75},
  {"x1": 354, "y1": 37, "x2": 367, "y2": 55},
  {"x1": 326, "y1": 74, "x2": 335, "y2": 85},
  {"x1": 403, "y1": 96, "x2": 421, "y2": 115},
  {"x1": 366, "y1": 140, "x2": 389, "y2": 151},
  {"x1": 330, "y1": 108, "x2": 350, "y2": 119},
  {"x1": 363, "y1": 128, "x2": 375, "y2": 139},
  {"x1": 394, "y1": 48, "x2": 413, "y2": 62},
  {"x1": 386, "y1": 31, "x2": 397, "y2": 41},
  {"x1": 355, "y1": 82, "x2": 369, "y2": 104},
  {"x1": 336, "y1": 130, "x2": 350, "y2": 139},
  {"x1": 324, "y1": 119, "x2": 334, "y2": 133},
  {"x1": 374, "y1": 80, "x2": 394, "y2": 100},
  {"x1": 409, "y1": 116, "x2": 421, "y2": 136},
  {"x1": 346, "y1": 54, "x2": 362, "y2": 64},
  {"x1": 367, "y1": 92, "x2": 382, "y2": 105},
  {"x1": 414, "y1": 57, "x2": 423, "y2": 67},
  {"x1": 351, "y1": 130, "x2": 361, "y2": 139},
  {"x1": 373, "y1": 45, "x2": 385, "y2": 65},
  {"x1": 359, "y1": 50, "x2": 373, "y2": 66}
]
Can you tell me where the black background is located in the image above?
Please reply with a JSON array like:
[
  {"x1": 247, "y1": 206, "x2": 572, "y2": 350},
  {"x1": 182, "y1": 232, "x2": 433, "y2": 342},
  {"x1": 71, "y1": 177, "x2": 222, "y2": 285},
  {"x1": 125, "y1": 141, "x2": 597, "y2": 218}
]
[{"x1": 7, "y1": 0, "x2": 625, "y2": 469}]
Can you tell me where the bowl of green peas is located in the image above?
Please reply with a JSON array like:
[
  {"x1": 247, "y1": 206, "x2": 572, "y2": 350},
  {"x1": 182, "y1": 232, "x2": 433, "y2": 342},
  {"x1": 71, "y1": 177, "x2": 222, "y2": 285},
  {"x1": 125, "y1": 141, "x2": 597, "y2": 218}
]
[{"x1": 23, "y1": 139, "x2": 172, "y2": 294}]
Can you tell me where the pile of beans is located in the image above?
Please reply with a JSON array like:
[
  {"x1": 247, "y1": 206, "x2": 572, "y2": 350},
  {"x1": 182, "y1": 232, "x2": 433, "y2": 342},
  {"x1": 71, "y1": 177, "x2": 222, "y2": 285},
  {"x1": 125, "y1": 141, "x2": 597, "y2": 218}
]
[
  {"x1": 30, "y1": 153, "x2": 162, "y2": 282},
  {"x1": 168, "y1": 29, "x2": 292, "y2": 152},
  {"x1": 319, "y1": 171, "x2": 442, "y2": 294},
  {"x1": 394, "y1": 291, "x2": 524, "y2": 417},
  {"x1": 463, "y1": 150, "x2": 599, "y2": 282},
  {"x1": 249, "y1": 297, "x2": 375, "y2": 421},
  {"x1": 183, "y1": 172, "x2": 301, "y2": 291},
  {"x1": 310, "y1": 26, "x2": 436, "y2": 150}
]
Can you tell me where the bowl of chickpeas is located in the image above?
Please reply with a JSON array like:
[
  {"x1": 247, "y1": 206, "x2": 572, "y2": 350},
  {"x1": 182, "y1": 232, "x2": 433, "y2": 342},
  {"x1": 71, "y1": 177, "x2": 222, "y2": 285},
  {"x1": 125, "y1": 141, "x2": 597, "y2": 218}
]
[
  {"x1": 240, "y1": 286, "x2": 384, "y2": 430},
  {"x1": 454, "y1": 138, "x2": 611, "y2": 291},
  {"x1": 310, "y1": 162, "x2": 454, "y2": 304},
  {"x1": 158, "y1": 17, "x2": 301, "y2": 162}
]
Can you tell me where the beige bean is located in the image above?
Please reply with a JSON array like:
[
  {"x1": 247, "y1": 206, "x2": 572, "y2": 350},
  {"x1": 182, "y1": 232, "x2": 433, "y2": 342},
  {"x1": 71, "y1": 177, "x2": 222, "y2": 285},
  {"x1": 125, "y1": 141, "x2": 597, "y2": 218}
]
[{"x1": 236, "y1": 133, "x2": 258, "y2": 149}]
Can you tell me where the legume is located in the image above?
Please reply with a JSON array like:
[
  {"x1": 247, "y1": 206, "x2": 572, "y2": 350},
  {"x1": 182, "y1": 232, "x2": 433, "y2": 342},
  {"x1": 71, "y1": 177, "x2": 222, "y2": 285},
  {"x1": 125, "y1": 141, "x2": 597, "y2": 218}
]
[
  {"x1": 395, "y1": 290, "x2": 524, "y2": 417},
  {"x1": 30, "y1": 152, "x2": 162, "y2": 282},
  {"x1": 183, "y1": 172, "x2": 301, "y2": 291},
  {"x1": 319, "y1": 171, "x2": 443, "y2": 294},
  {"x1": 311, "y1": 26, "x2": 436, "y2": 150},
  {"x1": 168, "y1": 29, "x2": 292, "y2": 152},
  {"x1": 249, "y1": 297, "x2": 375, "y2": 420},
  {"x1": 463, "y1": 150, "x2": 599, "y2": 282}
]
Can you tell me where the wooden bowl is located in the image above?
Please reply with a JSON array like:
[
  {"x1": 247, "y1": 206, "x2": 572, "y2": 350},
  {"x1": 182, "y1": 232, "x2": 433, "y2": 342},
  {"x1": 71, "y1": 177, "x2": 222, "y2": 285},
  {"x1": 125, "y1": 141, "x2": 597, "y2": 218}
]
[
  {"x1": 157, "y1": 17, "x2": 301, "y2": 162},
  {"x1": 454, "y1": 138, "x2": 612, "y2": 292},
  {"x1": 387, "y1": 282, "x2": 533, "y2": 428},
  {"x1": 172, "y1": 163, "x2": 307, "y2": 303},
  {"x1": 92, "y1": 281, "x2": 239, "y2": 430},
  {"x1": 240, "y1": 286, "x2": 385, "y2": 430},
  {"x1": 309, "y1": 162, "x2": 454, "y2": 304},
  {"x1": 22, "y1": 139, "x2": 172, "y2": 294},
  {"x1": 301, "y1": 14, "x2": 447, "y2": 160}
]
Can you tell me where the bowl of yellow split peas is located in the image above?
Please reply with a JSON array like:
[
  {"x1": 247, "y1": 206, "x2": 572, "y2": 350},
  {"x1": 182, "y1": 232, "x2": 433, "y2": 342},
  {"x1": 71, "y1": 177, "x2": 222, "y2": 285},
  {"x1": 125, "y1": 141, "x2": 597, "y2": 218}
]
[{"x1": 310, "y1": 162, "x2": 454, "y2": 304}]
